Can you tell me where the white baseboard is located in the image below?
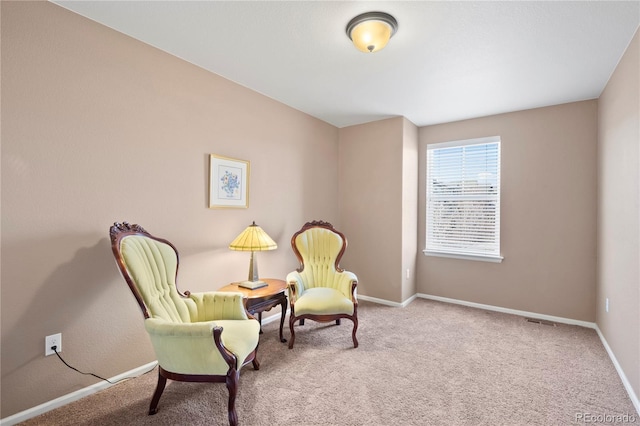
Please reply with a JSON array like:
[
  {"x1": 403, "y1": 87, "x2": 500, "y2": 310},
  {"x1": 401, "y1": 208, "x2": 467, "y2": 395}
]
[
  {"x1": 595, "y1": 325, "x2": 640, "y2": 415},
  {"x1": 417, "y1": 293, "x2": 639, "y2": 416},
  {"x1": 417, "y1": 293, "x2": 597, "y2": 328},
  {"x1": 260, "y1": 307, "x2": 289, "y2": 325},
  {"x1": 358, "y1": 293, "x2": 417, "y2": 307},
  {"x1": 0, "y1": 361, "x2": 158, "y2": 426}
]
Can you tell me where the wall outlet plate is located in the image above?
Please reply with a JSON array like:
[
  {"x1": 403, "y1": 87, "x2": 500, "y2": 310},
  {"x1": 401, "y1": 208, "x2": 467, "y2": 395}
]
[{"x1": 45, "y1": 333, "x2": 62, "y2": 356}]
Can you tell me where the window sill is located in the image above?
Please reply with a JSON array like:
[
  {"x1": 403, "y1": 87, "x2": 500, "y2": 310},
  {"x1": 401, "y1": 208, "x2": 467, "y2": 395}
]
[{"x1": 422, "y1": 250, "x2": 503, "y2": 263}]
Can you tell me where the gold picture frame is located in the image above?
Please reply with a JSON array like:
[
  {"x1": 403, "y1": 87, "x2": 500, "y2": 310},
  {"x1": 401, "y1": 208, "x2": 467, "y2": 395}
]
[{"x1": 209, "y1": 154, "x2": 250, "y2": 209}]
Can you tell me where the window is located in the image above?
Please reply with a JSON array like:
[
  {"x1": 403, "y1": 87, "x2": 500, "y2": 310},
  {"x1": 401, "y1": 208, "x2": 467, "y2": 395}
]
[{"x1": 425, "y1": 136, "x2": 502, "y2": 262}]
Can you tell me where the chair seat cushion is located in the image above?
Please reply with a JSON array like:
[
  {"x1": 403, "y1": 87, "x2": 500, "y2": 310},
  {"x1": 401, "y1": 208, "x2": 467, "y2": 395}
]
[
  {"x1": 216, "y1": 319, "x2": 261, "y2": 367},
  {"x1": 295, "y1": 287, "x2": 354, "y2": 316},
  {"x1": 145, "y1": 318, "x2": 260, "y2": 374}
]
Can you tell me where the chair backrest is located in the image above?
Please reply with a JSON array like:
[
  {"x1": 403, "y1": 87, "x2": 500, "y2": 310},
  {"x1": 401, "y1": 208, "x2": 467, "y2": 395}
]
[
  {"x1": 291, "y1": 221, "x2": 347, "y2": 289},
  {"x1": 109, "y1": 222, "x2": 191, "y2": 323}
]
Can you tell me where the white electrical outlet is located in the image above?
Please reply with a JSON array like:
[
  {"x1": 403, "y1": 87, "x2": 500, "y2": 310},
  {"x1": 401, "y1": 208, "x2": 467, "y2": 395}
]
[
  {"x1": 45, "y1": 333, "x2": 62, "y2": 356},
  {"x1": 605, "y1": 298, "x2": 609, "y2": 313}
]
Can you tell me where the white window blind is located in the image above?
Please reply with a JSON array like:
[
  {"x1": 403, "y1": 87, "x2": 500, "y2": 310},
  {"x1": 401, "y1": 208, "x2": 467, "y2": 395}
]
[{"x1": 425, "y1": 136, "x2": 502, "y2": 262}]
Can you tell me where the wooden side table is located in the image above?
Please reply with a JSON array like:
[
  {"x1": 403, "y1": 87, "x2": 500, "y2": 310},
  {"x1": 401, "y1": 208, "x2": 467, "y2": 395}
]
[{"x1": 218, "y1": 278, "x2": 287, "y2": 343}]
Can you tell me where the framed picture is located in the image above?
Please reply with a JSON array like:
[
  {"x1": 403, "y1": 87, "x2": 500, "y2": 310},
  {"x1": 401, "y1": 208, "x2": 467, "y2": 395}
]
[{"x1": 209, "y1": 154, "x2": 250, "y2": 209}]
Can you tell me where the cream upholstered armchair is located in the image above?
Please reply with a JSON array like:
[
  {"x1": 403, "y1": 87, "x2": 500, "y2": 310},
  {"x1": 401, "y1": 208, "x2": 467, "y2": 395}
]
[
  {"x1": 109, "y1": 222, "x2": 260, "y2": 426},
  {"x1": 286, "y1": 220, "x2": 358, "y2": 349}
]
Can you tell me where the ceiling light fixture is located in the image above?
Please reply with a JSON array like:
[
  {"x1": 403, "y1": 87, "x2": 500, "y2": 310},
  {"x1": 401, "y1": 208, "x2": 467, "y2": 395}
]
[{"x1": 346, "y1": 11, "x2": 398, "y2": 53}]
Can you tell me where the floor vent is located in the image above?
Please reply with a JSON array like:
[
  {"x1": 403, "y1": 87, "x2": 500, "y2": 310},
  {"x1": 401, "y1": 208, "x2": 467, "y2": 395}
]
[{"x1": 525, "y1": 318, "x2": 557, "y2": 326}]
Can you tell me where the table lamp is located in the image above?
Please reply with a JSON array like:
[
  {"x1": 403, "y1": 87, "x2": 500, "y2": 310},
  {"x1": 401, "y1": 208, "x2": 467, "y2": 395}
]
[{"x1": 229, "y1": 221, "x2": 277, "y2": 289}]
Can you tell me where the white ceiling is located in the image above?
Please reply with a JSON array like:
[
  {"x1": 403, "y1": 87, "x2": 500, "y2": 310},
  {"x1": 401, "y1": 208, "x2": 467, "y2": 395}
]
[{"x1": 52, "y1": 1, "x2": 640, "y2": 128}]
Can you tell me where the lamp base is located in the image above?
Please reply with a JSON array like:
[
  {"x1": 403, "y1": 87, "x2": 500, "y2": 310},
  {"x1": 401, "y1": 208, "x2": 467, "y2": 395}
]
[{"x1": 238, "y1": 280, "x2": 268, "y2": 290}]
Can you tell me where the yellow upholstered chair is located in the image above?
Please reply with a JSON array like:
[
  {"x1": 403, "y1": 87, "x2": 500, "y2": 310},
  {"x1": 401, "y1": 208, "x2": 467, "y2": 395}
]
[
  {"x1": 109, "y1": 222, "x2": 260, "y2": 426},
  {"x1": 286, "y1": 220, "x2": 358, "y2": 349}
]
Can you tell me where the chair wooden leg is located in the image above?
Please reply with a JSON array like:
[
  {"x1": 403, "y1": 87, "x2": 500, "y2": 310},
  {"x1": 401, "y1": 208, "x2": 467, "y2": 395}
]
[
  {"x1": 336, "y1": 319, "x2": 341, "y2": 325},
  {"x1": 352, "y1": 317, "x2": 359, "y2": 348},
  {"x1": 226, "y1": 370, "x2": 239, "y2": 426},
  {"x1": 299, "y1": 319, "x2": 305, "y2": 326},
  {"x1": 252, "y1": 355, "x2": 260, "y2": 370},
  {"x1": 288, "y1": 316, "x2": 296, "y2": 349},
  {"x1": 148, "y1": 370, "x2": 167, "y2": 415}
]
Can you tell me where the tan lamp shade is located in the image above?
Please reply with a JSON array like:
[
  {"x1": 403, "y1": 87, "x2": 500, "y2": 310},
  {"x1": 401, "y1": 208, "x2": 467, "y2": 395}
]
[
  {"x1": 229, "y1": 221, "x2": 277, "y2": 251},
  {"x1": 229, "y1": 221, "x2": 277, "y2": 289}
]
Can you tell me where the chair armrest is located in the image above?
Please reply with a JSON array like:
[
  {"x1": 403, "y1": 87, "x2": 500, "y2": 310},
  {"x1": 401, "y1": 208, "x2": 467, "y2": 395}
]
[
  {"x1": 144, "y1": 318, "x2": 237, "y2": 374},
  {"x1": 144, "y1": 317, "x2": 259, "y2": 373},
  {"x1": 186, "y1": 291, "x2": 250, "y2": 322},
  {"x1": 286, "y1": 271, "x2": 304, "y2": 305},
  {"x1": 336, "y1": 271, "x2": 358, "y2": 303}
]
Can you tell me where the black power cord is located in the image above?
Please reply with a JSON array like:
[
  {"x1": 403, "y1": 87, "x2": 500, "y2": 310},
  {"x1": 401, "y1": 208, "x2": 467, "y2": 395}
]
[{"x1": 51, "y1": 345, "x2": 156, "y2": 384}]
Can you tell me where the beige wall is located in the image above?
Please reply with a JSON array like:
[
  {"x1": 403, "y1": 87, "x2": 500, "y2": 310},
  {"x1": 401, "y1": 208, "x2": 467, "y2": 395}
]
[
  {"x1": 338, "y1": 117, "x2": 418, "y2": 304},
  {"x1": 597, "y1": 29, "x2": 639, "y2": 399},
  {"x1": 1, "y1": 2, "x2": 339, "y2": 417},
  {"x1": 418, "y1": 101, "x2": 598, "y2": 321},
  {"x1": 339, "y1": 118, "x2": 404, "y2": 302}
]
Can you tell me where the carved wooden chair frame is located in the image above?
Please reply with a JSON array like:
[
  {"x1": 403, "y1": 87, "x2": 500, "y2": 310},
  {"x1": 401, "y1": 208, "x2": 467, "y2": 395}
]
[
  {"x1": 288, "y1": 220, "x2": 359, "y2": 349},
  {"x1": 109, "y1": 222, "x2": 258, "y2": 426}
]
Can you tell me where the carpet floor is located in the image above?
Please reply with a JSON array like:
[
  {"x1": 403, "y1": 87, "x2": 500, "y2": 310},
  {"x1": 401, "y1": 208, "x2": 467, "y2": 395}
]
[{"x1": 19, "y1": 299, "x2": 638, "y2": 425}]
